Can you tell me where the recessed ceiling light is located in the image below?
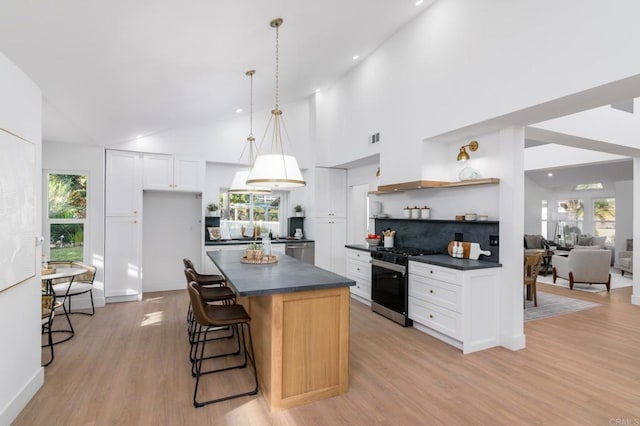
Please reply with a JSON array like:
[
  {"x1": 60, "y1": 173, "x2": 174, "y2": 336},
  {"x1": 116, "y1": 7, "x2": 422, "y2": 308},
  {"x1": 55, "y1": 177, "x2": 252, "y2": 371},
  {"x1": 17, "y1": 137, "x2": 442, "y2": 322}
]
[
  {"x1": 236, "y1": 108, "x2": 243, "y2": 113},
  {"x1": 415, "y1": 0, "x2": 424, "y2": 5},
  {"x1": 135, "y1": 135, "x2": 142, "y2": 139},
  {"x1": 547, "y1": 172, "x2": 553, "y2": 177},
  {"x1": 315, "y1": 89, "x2": 321, "y2": 93},
  {"x1": 352, "y1": 55, "x2": 359, "y2": 61}
]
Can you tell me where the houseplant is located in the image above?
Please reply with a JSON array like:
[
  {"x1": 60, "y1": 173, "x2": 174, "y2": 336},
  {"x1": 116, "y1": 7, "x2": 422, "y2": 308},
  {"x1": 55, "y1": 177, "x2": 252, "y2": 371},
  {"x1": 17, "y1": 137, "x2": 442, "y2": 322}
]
[
  {"x1": 206, "y1": 203, "x2": 219, "y2": 216},
  {"x1": 245, "y1": 242, "x2": 263, "y2": 260},
  {"x1": 294, "y1": 204, "x2": 304, "y2": 217}
]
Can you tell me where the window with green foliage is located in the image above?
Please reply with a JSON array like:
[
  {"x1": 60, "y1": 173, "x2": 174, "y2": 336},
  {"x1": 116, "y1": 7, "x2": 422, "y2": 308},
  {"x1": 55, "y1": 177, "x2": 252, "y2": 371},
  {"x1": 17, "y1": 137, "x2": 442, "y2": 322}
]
[
  {"x1": 219, "y1": 190, "x2": 282, "y2": 237},
  {"x1": 47, "y1": 173, "x2": 87, "y2": 262},
  {"x1": 593, "y1": 198, "x2": 615, "y2": 244}
]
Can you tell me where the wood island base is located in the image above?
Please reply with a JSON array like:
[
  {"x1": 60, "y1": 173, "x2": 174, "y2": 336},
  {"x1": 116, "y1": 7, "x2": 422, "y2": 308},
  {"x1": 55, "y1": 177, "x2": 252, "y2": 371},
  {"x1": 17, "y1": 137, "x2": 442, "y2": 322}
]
[{"x1": 244, "y1": 286, "x2": 350, "y2": 410}]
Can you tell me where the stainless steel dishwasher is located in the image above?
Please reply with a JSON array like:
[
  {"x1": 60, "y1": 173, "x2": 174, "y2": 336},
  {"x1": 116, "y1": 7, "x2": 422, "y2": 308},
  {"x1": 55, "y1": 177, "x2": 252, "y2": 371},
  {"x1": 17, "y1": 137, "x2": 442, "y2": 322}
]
[{"x1": 285, "y1": 242, "x2": 315, "y2": 265}]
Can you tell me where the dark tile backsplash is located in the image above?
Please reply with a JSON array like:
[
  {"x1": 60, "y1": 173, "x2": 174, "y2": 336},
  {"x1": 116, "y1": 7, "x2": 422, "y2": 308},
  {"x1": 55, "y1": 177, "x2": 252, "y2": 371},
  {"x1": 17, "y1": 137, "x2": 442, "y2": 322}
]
[{"x1": 375, "y1": 218, "x2": 499, "y2": 262}]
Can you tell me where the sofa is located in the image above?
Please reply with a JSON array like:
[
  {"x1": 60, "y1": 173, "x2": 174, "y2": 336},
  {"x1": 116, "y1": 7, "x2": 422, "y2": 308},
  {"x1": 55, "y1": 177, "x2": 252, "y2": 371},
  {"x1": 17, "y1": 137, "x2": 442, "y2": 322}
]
[
  {"x1": 552, "y1": 249, "x2": 611, "y2": 291},
  {"x1": 571, "y1": 235, "x2": 614, "y2": 266}
]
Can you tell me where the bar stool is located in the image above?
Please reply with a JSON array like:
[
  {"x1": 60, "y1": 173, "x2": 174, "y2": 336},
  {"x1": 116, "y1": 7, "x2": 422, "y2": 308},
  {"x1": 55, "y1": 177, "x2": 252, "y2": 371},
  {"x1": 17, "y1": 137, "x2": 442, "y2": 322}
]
[
  {"x1": 187, "y1": 281, "x2": 258, "y2": 407},
  {"x1": 183, "y1": 258, "x2": 225, "y2": 286},
  {"x1": 184, "y1": 269, "x2": 237, "y2": 362}
]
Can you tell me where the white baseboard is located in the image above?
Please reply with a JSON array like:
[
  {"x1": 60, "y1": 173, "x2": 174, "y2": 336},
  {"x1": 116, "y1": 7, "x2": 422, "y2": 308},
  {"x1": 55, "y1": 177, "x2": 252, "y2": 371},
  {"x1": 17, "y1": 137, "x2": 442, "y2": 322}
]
[
  {"x1": 0, "y1": 367, "x2": 44, "y2": 425},
  {"x1": 500, "y1": 332, "x2": 526, "y2": 351}
]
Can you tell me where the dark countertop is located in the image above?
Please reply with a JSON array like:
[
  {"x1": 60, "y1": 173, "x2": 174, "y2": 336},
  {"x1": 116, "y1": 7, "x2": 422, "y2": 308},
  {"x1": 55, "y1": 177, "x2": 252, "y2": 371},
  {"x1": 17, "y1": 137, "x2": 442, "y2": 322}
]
[
  {"x1": 345, "y1": 244, "x2": 501, "y2": 270},
  {"x1": 205, "y1": 239, "x2": 314, "y2": 246},
  {"x1": 409, "y1": 254, "x2": 502, "y2": 270},
  {"x1": 345, "y1": 244, "x2": 378, "y2": 252},
  {"x1": 207, "y1": 250, "x2": 354, "y2": 297}
]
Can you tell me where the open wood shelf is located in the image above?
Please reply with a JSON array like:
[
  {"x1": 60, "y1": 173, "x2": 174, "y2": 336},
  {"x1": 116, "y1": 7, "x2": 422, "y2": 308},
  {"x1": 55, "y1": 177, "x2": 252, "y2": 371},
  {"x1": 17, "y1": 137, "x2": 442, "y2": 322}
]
[{"x1": 372, "y1": 178, "x2": 499, "y2": 194}]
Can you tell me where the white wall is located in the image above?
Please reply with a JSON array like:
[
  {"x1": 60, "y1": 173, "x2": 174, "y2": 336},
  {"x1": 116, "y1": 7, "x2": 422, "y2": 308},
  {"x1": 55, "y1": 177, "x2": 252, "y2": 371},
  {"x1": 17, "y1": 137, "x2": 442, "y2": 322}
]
[
  {"x1": 142, "y1": 191, "x2": 201, "y2": 291},
  {"x1": 322, "y1": 0, "x2": 640, "y2": 182},
  {"x1": 524, "y1": 176, "x2": 548, "y2": 236},
  {"x1": 0, "y1": 52, "x2": 43, "y2": 425},
  {"x1": 107, "y1": 98, "x2": 313, "y2": 169},
  {"x1": 42, "y1": 142, "x2": 105, "y2": 308}
]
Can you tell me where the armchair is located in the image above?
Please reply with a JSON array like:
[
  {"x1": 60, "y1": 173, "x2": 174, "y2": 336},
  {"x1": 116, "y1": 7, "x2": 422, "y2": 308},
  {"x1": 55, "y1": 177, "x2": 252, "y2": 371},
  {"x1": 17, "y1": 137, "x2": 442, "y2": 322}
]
[
  {"x1": 552, "y1": 249, "x2": 611, "y2": 291},
  {"x1": 617, "y1": 238, "x2": 633, "y2": 276}
]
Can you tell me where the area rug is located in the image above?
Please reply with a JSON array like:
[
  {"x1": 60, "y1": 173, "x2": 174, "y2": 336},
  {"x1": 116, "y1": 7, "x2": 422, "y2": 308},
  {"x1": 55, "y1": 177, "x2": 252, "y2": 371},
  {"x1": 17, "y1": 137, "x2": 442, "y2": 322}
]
[
  {"x1": 524, "y1": 291, "x2": 600, "y2": 321},
  {"x1": 536, "y1": 268, "x2": 631, "y2": 293}
]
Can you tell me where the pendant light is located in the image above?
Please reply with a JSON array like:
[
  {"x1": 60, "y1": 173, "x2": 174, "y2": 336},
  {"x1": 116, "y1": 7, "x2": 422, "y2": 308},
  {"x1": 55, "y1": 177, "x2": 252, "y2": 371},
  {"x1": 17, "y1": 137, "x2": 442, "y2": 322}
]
[
  {"x1": 246, "y1": 18, "x2": 306, "y2": 188},
  {"x1": 229, "y1": 70, "x2": 271, "y2": 194}
]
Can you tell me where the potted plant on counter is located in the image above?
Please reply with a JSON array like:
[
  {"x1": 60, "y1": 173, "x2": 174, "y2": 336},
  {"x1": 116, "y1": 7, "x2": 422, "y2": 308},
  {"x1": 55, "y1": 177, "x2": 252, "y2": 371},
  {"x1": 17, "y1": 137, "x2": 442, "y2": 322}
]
[
  {"x1": 294, "y1": 204, "x2": 304, "y2": 217},
  {"x1": 245, "y1": 242, "x2": 264, "y2": 260},
  {"x1": 206, "y1": 203, "x2": 219, "y2": 217}
]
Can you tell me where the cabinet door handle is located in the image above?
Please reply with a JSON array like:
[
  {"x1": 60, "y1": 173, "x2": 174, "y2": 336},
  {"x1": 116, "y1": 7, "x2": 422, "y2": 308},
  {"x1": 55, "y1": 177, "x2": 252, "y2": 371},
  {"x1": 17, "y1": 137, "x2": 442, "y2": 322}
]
[
  {"x1": 356, "y1": 267, "x2": 360, "y2": 271},
  {"x1": 133, "y1": 210, "x2": 138, "y2": 214},
  {"x1": 429, "y1": 289, "x2": 434, "y2": 294},
  {"x1": 134, "y1": 220, "x2": 137, "y2": 224},
  {"x1": 430, "y1": 270, "x2": 434, "y2": 274},
  {"x1": 429, "y1": 314, "x2": 434, "y2": 319}
]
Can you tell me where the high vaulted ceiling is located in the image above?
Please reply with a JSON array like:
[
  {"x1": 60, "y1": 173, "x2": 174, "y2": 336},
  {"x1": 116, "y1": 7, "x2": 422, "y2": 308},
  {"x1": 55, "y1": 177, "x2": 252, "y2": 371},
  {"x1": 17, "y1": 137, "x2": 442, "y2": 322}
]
[{"x1": 0, "y1": 0, "x2": 434, "y2": 146}]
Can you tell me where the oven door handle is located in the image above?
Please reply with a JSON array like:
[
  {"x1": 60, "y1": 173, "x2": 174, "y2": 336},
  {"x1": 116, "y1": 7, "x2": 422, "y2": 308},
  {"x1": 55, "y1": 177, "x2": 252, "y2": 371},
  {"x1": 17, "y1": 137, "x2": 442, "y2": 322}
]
[{"x1": 370, "y1": 258, "x2": 406, "y2": 275}]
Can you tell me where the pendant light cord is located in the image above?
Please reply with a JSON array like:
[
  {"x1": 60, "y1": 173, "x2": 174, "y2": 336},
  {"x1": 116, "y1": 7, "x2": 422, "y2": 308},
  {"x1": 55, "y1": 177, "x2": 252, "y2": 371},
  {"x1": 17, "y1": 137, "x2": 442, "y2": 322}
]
[{"x1": 275, "y1": 22, "x2": 279, "y2": 110}]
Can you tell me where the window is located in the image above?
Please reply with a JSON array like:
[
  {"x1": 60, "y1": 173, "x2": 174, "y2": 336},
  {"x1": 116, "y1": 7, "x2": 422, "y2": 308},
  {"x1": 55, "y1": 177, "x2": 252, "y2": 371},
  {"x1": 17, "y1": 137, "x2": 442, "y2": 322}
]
[
  {"x1": 557, "y1": 199, "x2": 584, "y2": 245},
  {"x1": 593, "y1": 198, "x2": 615, "y2": 244},
  {"x1": 46, "y1": 172, "x2": 87, "y2": 262},
  {"x1": 219, "y1": 190, "x2": 283, "y2": 238},
  {"x1": 573, "y1": 183, "x2": 603, "y2": 191}
]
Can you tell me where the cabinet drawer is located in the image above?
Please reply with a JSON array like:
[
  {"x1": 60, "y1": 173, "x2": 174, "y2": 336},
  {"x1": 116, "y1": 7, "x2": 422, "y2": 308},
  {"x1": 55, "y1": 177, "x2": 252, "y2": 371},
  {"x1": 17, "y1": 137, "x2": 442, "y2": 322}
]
[
  {"x1": 347, "y1": 249, "x2": 370, "y2": 262},
  {"x1": 350, "y1": 281, "x2": 371, "y2": 301},
  {"x1": 408, "y1": 297, "x2": 461, "y2": 339},
  {"x1": 346, "y1": 259, "x2": 371, "y2": 281},
  {"x1": 409, "y1": 274, "x2": 462, "y2": 313},
  {"x1": 409, "y1": 261, "x2": 461, "y2": 285}
]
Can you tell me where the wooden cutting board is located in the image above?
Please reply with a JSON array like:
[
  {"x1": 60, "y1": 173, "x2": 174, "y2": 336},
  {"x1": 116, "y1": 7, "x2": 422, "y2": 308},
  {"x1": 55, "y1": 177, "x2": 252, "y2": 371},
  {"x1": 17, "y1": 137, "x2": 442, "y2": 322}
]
[{"x1": 447, "y1": 241, "x2": 471, "y2": 259}]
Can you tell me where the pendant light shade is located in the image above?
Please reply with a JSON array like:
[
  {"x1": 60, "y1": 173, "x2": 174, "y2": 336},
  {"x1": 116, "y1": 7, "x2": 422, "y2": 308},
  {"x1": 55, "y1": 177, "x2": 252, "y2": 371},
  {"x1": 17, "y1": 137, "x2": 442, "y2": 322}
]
[
  {"x1": 247, "y1": 154, "x2": 305, "y2": 188},
  {"x1": 229, "y1": 170, "x2": 272, "y2": 193},
  {"x1": 228, "y1": 70, "x2": 272, "y2": 194},
  {"x1": 246, "y1": 18, "x2": 306, "y2": 188}
]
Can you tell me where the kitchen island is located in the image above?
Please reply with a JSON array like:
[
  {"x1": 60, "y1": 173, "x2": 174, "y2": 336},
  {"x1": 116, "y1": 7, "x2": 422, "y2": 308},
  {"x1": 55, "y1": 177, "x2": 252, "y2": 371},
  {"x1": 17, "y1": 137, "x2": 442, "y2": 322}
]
[{"x1": 207, "y1": 250, "x2": 355, "y2": 410}]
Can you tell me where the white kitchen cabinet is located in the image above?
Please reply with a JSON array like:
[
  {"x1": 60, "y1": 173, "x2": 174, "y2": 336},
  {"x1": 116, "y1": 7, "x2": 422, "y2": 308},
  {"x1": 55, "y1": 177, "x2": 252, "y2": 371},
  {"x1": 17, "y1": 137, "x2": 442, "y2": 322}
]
[
  {"x1": 105, "y1": 216, "x2": 142, "y2": 298},
  {"x1": 314, "y1": 218, "x2": 346, "y2": 275},
  {"x1": 345, "y1": 248, "x2": 371, "y2": 304},
  {"x1": 313, "y1": 167, "x2": 347, "y2": 218},
  {"x1": 106, "y1": 150, "x2": 142, "y2": 216},
  {"x1": 143, "y1": 154, "x2": 204, "y2": 192},
  {"x1": 105, "y1": 150, "x2": 143, "y2": 301},
  {"x1": 408, "y1": 261, "x2": 500, "y2": 354}
]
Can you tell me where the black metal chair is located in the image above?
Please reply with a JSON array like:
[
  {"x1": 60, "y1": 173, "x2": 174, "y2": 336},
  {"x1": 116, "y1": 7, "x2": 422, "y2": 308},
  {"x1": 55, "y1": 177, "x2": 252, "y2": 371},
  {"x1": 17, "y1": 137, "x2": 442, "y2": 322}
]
[{"x1": 187, "y1": 281, "x2": 258, "y2": 407}]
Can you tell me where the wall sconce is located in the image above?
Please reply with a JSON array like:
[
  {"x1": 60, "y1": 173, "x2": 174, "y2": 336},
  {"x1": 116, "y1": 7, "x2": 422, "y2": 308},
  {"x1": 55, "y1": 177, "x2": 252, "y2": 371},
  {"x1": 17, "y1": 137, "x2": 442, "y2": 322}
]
[{"x1": 456, "y1": 140, "x2": 479, "y2": 161}]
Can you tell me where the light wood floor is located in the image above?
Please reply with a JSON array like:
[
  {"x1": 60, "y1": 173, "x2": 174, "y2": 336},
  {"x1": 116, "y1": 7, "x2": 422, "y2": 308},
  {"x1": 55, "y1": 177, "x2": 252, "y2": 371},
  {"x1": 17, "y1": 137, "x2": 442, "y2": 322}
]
[{"x1": 15, "y1": 284, "x2": 640, "y2": 425}]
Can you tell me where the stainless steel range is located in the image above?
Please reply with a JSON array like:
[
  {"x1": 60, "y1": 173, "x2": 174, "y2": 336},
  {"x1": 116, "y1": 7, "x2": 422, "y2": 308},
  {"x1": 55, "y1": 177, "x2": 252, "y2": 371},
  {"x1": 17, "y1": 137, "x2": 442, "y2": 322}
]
[{"x1": 370, "y1": 247, "x2": 440, "y2": 326}]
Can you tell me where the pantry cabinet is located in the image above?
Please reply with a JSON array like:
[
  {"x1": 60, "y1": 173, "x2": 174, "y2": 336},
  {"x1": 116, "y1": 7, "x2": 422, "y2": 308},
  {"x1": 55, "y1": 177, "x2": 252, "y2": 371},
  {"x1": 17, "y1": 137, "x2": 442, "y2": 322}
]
[
  {"x1": 345, "y1": 248, "x2": 371, "y2": 304},
  {"x1": 143, "y1": 154, "x2": 204, "y2": 192},
  {"x1": 408, "y1": 260, "x2": 500, "y2": 354},
  {"x1": 314, "y1": 218, "x2": 346, "y2": 275},
  {"x1": 105, "y1": 150, "x2": 143, "y2": 300}
]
